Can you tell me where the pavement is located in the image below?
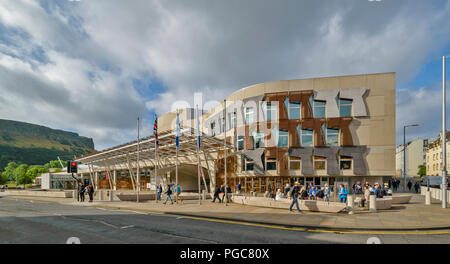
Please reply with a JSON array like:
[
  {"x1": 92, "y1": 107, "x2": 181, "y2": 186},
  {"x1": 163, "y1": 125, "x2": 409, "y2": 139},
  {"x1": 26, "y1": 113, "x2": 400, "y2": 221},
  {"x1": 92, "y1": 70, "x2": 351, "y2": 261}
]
[
  {"x1": 2, "y1": 192, "x2": 450, "y2": 232},
  {"x1": 3, "y1": 198, "x2": 450, "y2": 244}
]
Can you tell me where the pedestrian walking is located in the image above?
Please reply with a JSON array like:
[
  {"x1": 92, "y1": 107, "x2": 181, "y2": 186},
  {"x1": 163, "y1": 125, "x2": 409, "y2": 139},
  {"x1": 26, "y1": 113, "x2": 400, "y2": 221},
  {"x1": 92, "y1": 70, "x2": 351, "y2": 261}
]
[
  {"x1": 283, "y1": 183, "x2": 290, "y2": 198},
  {"x1": 212, "y1": 185, "x2": 222, "y2": 203},
  {"x1": 289, "y1": 182, "x2": 302, "y2": 213},
  {"x1": 237, "y1": 182, "x2": 242, "y2": 194},
  {"x1": 338, "y1": 184, "x2": 348, "y2": 203},
  {"x1": 414, "y1": 182, "x2": 420, "y2": 193},
  {"x1": 362, "y1": 185, "x2": 370, "y2": 208},
  {"x1": 163, "y1": 184, "x2": 173, "y2": 204},
  {"x1": 175, "y1": 184, "x2": 182, "y2": 202}
]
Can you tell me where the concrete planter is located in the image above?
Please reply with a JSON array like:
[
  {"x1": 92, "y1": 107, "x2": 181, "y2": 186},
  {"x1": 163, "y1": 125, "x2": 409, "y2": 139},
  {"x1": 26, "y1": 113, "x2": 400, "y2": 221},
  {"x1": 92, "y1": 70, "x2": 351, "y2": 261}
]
[
  {"x1": 231, "y1": 195, "x2": 347, "y2": 213},
  {"x1": 391, "y1": 195, "x2": 412, "y2": 204},
  {"x1": 5, "y1": 190, "x2": 73, "y2": 198}
]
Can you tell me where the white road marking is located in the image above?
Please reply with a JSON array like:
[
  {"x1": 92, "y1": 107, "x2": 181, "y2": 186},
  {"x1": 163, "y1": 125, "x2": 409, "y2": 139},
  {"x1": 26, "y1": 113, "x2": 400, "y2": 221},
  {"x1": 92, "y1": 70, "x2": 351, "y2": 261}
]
[{"x1": 121, "y1": 225, "x2": 135, "y2": 229}]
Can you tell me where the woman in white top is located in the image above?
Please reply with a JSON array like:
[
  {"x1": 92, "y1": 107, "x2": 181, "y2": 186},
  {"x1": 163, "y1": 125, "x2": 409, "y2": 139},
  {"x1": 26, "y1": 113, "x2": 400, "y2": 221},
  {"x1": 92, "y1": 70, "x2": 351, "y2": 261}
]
[{"x1": 275, "y1": 189, "x2": 283, "y2": 201}]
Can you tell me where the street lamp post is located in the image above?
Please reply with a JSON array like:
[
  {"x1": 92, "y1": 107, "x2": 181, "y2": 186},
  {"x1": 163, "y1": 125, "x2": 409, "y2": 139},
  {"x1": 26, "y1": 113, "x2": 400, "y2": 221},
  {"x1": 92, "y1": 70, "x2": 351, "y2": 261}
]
[
  {"x1": 403, "y1": 124, "x2": 419, "y2": 192},
  {"x1": 442, "y1": 55, "x2": 450, "y2": 209}
]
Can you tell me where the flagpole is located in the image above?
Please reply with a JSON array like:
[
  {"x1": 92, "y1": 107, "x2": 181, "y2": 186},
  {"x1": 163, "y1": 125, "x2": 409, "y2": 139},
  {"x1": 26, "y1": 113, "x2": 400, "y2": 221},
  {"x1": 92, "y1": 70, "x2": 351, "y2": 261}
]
[
  {"x1": 196, "y1": 105, "x2": 201, "y2": 205},
  {"x1": 176, "y1": 109, "x2": 179, "y2": 204},
  {"x1": 224, "y1": 99, "x2": 228, "y2": 206},
  {"x1": 137, "y1": 117, "x2": 140, "y2": 203},
  {"x1": 154, "y1": 114, "x2": 158, "y2": 203}
]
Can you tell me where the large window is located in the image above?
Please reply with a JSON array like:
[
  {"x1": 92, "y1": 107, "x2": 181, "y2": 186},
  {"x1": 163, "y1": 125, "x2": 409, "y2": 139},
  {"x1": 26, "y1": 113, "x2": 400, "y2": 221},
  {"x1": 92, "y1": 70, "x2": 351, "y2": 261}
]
[
  {"x1": 326, "y1": 127, "x2": 339, "y2": 146},
  {"x1": 278, "y1": 130, "x2": 289, "y2": 147},
  {"x1": 313, "y1": 100, "x2": 326, "y2": 118},
  {"x1": 340, "y1": 156, "x2": 352, "y2": 170},
  {"x1": 289, "y1": 157, "x2": 301, "y2": 170},
  {"x1": 253, "y1": 131, "x2": 265, "y2": 148},
  {"x1": 242, "y1": 156, "x2": 254, "y2": 171},
  {"x1": 339, "y1": 98, "x2": 352, "y2": 117},
  {"x1": 220, "y1": 117, "x2": 225, "y2": 132},
  {"x1": 210, "y1": 122, "x2": 216, "y2": 136},
  {"x1": 265, "y1": 102, "x2": 277, "y2": 121},
  {"x1": 245, "y1": 107, "x2": 254, "y2": 124},
  {"x1": 231, "y1": 112, "x2": 237, "y2": 128},
  {"x1": 314, "y1": 157, "x2": 326, "y2": 170},
  {"x1": 237, "y1": 135, "x2": 244, "y2": 150},
  {"x1": 266, "y1": 157, "x2": 277, "y2": 171},
  {"x1": 300, "y1": 128, "x2": 313, "y2": 147},
  {"x1": 287, "y1": 97, "x2": 301, "y2": 120}
]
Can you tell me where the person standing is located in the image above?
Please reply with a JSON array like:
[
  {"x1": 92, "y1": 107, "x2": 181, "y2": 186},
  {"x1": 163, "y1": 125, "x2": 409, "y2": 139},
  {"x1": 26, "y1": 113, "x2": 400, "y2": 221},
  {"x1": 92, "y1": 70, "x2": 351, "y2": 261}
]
[
  {"x1": 87, "y1": 184, "x2": 94, "y2": 202},
  {"x1": 309, "y1": 186, "x2": 317, "y2": 200},
  {"x1": 212, "y1": 185, "x2": 222, "y2": 203},
  {"x1": 283, "y1": 183, "x2": 290, "y2": 198},
  {"x1": 407, "y1": 181, "x2": 412, "y2": 192},
  {"x1": 237, "y1": 182, "x2": 242, "y2": 194},
  {"x1": 275, "y1": 189, "x2": 282, "y2": 201},
  {"x1": 163, "y1": 184, "x2": 173, "y2": 205},
  {"x1": 324, "y1": 184, "x2": 331, "y2": 202},
  {"x1": 338, "y1": 184, "x2": 348, "y2": 203},
  {"x1": 175, "y1": 184, "x2": 182, "y2": 202},
  {"x1": 414, "y1": 182, "x2": 420, "y2": 193},
  {"x1": 79, "y1": 183, "x2": 86, "y2": 202},
  {"x1": 157, "y1": 184, "x2": 162, "y2": 201},
  {"x1": 289, "y1": 182, "x2": 302, "y2": 214},
  {"x1": 363, "y1": 185, "x2": 370, "y2": 208}
]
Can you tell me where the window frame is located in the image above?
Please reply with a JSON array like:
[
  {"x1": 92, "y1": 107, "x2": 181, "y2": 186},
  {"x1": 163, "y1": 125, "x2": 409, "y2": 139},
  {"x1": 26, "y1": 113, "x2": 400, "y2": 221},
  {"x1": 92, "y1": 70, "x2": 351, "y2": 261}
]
[
  {"x1": 245, "y1": 107, "x2": 254, "y2": 124},
  {"x1": 265, "y1": 157, "x2": 277, "y2": 171},
  {"x1": 300, "y1": 127, "x2": 314, "y2": 147},
  {"x1": 287, "y1": 99, "x2": 301, "y2": 120},
  {"x1": 289, "y1": 156, "x2": 301, "y2": 171},
  {"x1": 338, "y1": 98, "x2": 352, "y2": 117},
  {"x1": 340, "y1": 156, "x2": 352, "y2": 170},
  {"x1": 313, "y1": 100, "x2": 326, "y2": 118},
  {"x1": 278, "y1": 129, "x2": 289, "y2": 147},
  {"x1": 314, "y1": 157, "x2": 326, "y2": 171}
]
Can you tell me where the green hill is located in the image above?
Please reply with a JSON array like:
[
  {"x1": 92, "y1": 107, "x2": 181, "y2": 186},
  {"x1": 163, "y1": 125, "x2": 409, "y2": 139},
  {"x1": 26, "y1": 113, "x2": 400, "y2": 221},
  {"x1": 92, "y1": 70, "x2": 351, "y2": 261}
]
[{"x1": 0, "y1": 119, "x2": 96, "y2": 169}]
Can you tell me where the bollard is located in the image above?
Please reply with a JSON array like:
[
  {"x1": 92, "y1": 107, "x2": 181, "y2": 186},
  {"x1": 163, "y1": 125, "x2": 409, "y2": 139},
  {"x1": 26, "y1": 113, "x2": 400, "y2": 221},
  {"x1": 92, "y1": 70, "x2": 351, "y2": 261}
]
[
  {"x1": 73, "y1": 190, "x2": 77, "y2": 201},
  {"x1": 109, "y1": 190, "x2": 114, "y2": 201},
  {"x1": 425, "y1": 191, "x2": 431, "y2": 205},
  {"x1": 99, "y1": 190, "x2": 103, "y2": 201},
  {"x1": 369, "y1": 195, "x2": 377, "y2": 213},
  {"x1": 202, "y1": 190, "x2": 206, "y2": 200},
  {"x1": 347, "y1": 195, "x2": 354, "y2": 215}
]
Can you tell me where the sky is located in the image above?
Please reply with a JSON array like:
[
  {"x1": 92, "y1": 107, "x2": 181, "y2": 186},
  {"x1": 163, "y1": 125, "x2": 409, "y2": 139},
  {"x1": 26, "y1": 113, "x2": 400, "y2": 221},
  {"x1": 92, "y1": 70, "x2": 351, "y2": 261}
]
[{"x1": 0, "y1": 0, "x2": 449, "y2": 150}]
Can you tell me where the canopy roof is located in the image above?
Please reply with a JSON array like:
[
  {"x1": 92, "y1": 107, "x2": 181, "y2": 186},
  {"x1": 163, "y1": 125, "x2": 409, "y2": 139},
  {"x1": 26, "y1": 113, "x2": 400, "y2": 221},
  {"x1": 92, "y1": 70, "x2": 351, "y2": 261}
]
[{"x1": 75, "y1": 127, "x2": 234, "y2": 166}]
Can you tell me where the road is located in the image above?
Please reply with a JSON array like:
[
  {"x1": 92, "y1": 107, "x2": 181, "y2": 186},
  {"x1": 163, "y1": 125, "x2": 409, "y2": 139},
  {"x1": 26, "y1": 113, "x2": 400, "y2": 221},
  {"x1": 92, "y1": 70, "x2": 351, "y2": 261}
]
[{"x1": 0, "y1": 197, "x2": 449, "y2": 244}]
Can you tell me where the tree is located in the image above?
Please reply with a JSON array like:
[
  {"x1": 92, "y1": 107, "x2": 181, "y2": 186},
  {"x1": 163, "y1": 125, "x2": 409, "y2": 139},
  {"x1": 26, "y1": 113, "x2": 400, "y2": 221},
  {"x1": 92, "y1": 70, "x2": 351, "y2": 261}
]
[
  {"x1": 25, "y1": 165, "x2": 47, "y2": 180},
  {"x1": 3, "y1": 162, "x2": 18, "y2": 181},
  {"x1": 44, "y1": 160, "x2": 64, "y2": 170},
  {"x1": 0, "y1": 172, "x2": 7, "y2": 185},
  {"x1": 13, "y1": 164, "x2": 29, "y2": 188},
  {"x1": 418, "y1": 165, "x2": 426, "y2": 178}
]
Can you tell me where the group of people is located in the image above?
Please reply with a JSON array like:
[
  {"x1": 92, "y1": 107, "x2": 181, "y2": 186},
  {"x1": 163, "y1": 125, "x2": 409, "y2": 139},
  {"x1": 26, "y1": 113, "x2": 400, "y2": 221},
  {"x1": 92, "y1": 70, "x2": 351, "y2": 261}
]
[
  {"x1": 212, "y1": 184, "x2": 232, "y2": 203},
  {"x1": 156, "y1": 183, "x2": 182, "y2": 205},
  {"x1": 279, "y1": 183, "x2": 332, "y2": 202},
  {"x1": 77, "y1": 182, "x2": 94, "y2": 202}
]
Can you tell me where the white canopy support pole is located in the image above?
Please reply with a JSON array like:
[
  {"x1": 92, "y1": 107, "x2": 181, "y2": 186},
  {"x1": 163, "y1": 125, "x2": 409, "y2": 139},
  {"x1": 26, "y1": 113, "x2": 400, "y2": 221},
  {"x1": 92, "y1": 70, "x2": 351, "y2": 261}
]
[
  {"x1": 126, "y1": 155, "x2": 136, "y2": 191},
  {"x1": 87, "y1": 163, "x2": 95, "y2": 189},
  {"x1": 103, "y1": 160, "x2": 113, "y2": 190}
]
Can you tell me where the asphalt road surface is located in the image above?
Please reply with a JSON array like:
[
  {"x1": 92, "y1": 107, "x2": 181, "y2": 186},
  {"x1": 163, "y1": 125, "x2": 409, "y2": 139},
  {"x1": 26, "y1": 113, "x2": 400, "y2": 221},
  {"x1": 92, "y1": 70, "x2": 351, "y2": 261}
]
[{"x1": 0, "y1": 197, "x2": 449, "y2": 244}]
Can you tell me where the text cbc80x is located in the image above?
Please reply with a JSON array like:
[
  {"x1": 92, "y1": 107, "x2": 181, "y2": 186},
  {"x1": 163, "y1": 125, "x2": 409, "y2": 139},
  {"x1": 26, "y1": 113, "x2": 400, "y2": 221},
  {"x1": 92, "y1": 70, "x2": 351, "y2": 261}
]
[{"x1": 224, "y1": 249, "x2": 269, "y2": 259}]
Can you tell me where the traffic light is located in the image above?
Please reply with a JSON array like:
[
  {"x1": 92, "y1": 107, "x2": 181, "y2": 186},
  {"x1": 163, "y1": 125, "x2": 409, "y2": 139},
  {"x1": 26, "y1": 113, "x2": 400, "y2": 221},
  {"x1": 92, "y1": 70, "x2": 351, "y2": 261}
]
[{"x1": 67, "y1": 161, "x2": 78, "y2": 173}]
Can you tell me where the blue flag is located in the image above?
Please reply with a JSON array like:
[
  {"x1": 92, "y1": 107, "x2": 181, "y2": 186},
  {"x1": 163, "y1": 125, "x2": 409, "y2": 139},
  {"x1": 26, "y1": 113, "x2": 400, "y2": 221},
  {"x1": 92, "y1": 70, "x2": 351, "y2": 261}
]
[{"x1": 176, "y1": 112, "x2": 180, "y2": 148}]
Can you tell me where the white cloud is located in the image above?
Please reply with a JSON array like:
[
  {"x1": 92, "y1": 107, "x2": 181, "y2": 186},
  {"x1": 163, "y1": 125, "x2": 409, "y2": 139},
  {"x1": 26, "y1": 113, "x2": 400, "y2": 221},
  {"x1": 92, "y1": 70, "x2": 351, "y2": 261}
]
[{"x1": 0, "y1": 0, "x2": 449, "y2": 149}]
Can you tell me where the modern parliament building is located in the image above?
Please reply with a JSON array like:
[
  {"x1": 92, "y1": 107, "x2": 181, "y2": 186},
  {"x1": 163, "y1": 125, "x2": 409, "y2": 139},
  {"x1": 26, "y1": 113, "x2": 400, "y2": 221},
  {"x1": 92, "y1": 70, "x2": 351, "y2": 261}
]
[{"x1": 76, "y1": 73, "x2": 396, "y2": 194}]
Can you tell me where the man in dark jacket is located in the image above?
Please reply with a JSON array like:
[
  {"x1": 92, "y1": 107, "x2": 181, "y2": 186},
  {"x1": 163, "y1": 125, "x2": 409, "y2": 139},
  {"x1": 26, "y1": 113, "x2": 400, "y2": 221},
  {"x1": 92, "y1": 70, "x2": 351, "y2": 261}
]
[
  {"x1": 163, "y1": 184, "x2": 173, "y2": 205},
  {"x1": 79, "y1": 183, "x2": 86, "y2": 202},
  {"x1": 87, "y1": 185, "x2": 94, "y2": 202},
  {"x1": 212, "y1": 185, "x2": 222, "y2": 203},
  {"x1": 289, "y1": 182, "x2": 302, "y2": 213}
]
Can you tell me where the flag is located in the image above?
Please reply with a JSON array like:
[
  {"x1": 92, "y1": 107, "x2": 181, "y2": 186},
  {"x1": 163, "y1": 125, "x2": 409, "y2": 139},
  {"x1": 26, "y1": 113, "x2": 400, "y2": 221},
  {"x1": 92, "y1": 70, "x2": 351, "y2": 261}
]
[
  {"x1": 176, "y1": 112, "x2": 180, "y2": 148},
  {"x1": 198, "y1": 163, "x2": 203, "y2": 178},
  {"x1": 196, "y1": 107, "x2": 201, "y2": 149},
  {"x1": 105, "y1": 170, "x2": 109, "y2": 180},
  {"x1": 153, "y1": 114, "x2": 159, "y2": 151}
]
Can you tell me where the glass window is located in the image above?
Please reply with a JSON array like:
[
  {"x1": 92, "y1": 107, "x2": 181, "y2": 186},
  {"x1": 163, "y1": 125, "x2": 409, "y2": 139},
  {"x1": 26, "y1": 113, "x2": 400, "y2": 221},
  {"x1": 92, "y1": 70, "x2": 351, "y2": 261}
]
[
  {"x1": 210, "y1": 122, "x2": 216, "y2": 136},
  {"x1": 253, "y1": 131, "x2": 265, "y2": 149},
  {"x1": 220, "y1": 117, "x2": 225, "y2": 132},
  {"x1": 314, "y1": 158, "x2": 326, "y2": 170},
  {"x1": 326, "y1": 127, "x2": 339, "y2": 146},
  {"x1": 289, "y1": 157, "x2": 301, "y2": 170},
  {"x1": 237, "y1": 136, "x2": 244, "y2": 150},
  {"x1": 245, "y1": 107, "x2": 254, "y2": 124},
  {"x1": 340, "y1": 156, "x2": 352, "y2": 170},
  {"x1": 265, "y1": 102, "x2": 277, "y2": 121},
  {"x1": 313, "y1": 100, "x2": 326, "y2": 118},
  {"x1": 339, "y1": 98, "x2": 352, "y2": 117},
  {"x1": 278, "y1": 130, "x2": 289, "y2": 147},
  {"x1": 266, "y1": 158, "x2": 277, "y2": 171},
  {"x1": 301, "y1": 128, "x2": 313, "y2": 147},
  {"x1": 231, "y1": 112, "x2": 237, "y2": 128},
  {"x1": 287, "y1": 97, "x2": 301, "y2": 120}
]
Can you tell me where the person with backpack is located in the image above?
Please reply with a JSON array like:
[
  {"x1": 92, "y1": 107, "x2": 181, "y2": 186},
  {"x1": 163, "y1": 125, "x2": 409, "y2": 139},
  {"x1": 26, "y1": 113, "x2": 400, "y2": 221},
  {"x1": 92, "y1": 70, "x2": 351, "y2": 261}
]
[
  {"x1": 375, "y1": 184, "x2": 384, "y2": 198},
  {"x1": 309, "y1": 186, "x2": 317, "y2": 200},
  {"x1": 87, "y1": 184, "x2": 94, "y2": 202},
  {"x1": 338, "y1": 184, "x2": 348, "y2": 203},
  {"x1": 157, "y1": 184, "x2": 163, "y2": 201},
  {"x1": 407, "y1": 181, "x2": 413, "y2": 192},
  {"x1": 78, "y1": 183, "x2": 86, "y2": 202},
  {"x1": 300, "y1": 186, "x2": 308, "y2": 200},
  {"x1": 163, "y1": 184, "x2": 173, "y2": 205},
  {"x1": 289, "y1": 182, "x2": 302, "y2": 214},
  {"x1": 212, "y1": 185, "x2": 222, "y2": 203},
  {"x1": 316, "y1": 186, "x2": 325, "y2": 200},
  {"x1": 283, "y1": 184, "x2": 290, "y2": 198}
]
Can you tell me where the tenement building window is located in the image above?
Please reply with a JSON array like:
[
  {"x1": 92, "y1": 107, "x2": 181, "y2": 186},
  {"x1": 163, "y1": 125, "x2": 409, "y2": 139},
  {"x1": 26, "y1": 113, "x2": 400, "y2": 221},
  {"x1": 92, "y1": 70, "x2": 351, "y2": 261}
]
[
  {"x1": 286, "y1": 97, "x2": 301, "y2": 119},
  {"x1": 340, "y1": 156, "x2": 352, "y2": 170},
  {"x1": 314, "y1": 156, "x2": 326, "y2": 171},
  {"x1": 289, "y1": 157, "x2": 301, "y2": 170},
  {"x1": 278, "y1": 130, "x2": 289, "y2": 147},
  {"x1": 338, "y1": 98, "x2": 352, "y2": 117}
]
